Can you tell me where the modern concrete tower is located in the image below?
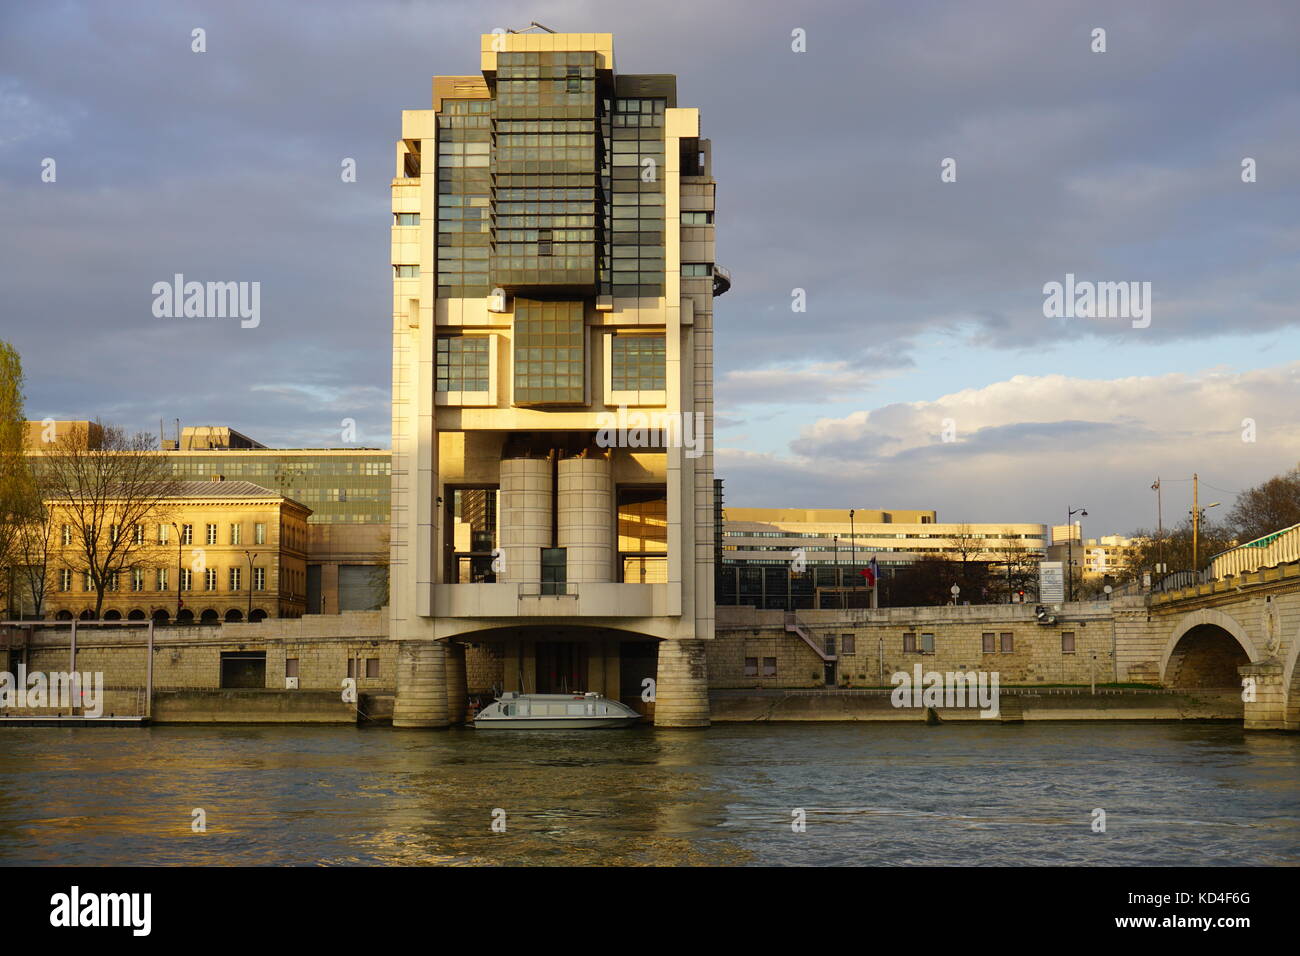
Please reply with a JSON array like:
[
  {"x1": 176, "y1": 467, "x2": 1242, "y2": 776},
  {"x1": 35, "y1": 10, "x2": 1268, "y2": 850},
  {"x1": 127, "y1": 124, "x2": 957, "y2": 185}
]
[{"x1": 389, "y1": 31, "x2": 726, "y2": 727}]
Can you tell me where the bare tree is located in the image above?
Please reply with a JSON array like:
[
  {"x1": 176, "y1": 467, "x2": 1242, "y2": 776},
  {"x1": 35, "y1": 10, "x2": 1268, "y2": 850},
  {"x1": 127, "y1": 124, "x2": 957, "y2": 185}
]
[
  {"x1": 38, "y1": 423, "x2": 179, "y2": 617},
  {"x1": 1122, "y1": 520, "x2": 1235, "y2": 583},
  {"x1": 0, "y1": 340, "x2": 28, "y2": 616},
  {"x1": 989, "y1": 528, "x2": 1040, "y2": 601},
  {"x1": 1228, "y1": 467, "x2": 1300, "y2": 543}
]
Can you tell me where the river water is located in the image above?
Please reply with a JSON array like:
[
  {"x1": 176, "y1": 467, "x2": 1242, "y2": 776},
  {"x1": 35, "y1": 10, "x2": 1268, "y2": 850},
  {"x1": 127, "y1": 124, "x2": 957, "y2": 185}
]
[{"x1": 0, "y1": 723, "x2": 1296, "y2": 866}]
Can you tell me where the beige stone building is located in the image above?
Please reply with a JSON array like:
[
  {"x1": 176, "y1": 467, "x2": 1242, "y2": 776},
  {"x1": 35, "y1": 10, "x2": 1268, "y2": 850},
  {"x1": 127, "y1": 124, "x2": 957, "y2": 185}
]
[
  {"x1": 388, "y1": 31, "x2": 725, "y2": 727},
  {"x1": 22, "y1": 420, "x2": 389, "y2": 616},
  {"x1": 40, "y1": 481, "x2": 311, "y2": 624}
]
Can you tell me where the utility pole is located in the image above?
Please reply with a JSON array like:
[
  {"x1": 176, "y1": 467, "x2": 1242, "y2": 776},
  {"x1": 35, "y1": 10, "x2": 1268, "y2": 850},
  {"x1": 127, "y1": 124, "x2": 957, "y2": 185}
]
[
  {"x1": 1191, "y1": 472, "x2": 1199, "y2": 575},
  {"x1": 1152, "y1": 477, "x2": 1163, "y2": 576}
]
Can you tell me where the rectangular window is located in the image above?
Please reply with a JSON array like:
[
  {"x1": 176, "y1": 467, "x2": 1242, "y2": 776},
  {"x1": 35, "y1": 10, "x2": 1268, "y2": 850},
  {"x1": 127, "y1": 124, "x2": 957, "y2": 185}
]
[
  {"x1": 762, "y1": 657, "x2": 777, "y2": 677},
  {"x1": 394, "y1": 213, "x2": 419, "y2": 226},
  {"x1": 681, "y1": 211, "x2": 713, "y2": 225},
  {"x1": 1000, "y1": 632, "x2": 1014, "y2": 653},
  {"x1": 157, "y1": 568, "x2": 168, "y2": 591},
  {"x1": 921, "y1": 633, "x2": 935, "y2": 654},
  {"x1": 255, "y1": 523, "x2": 266, "y2": 545},
  {"x1": 59, "y1": 568, "x2": 72, "y2": 591},
  {"x1": 230, "y1": 523, "x2": 242, "y2": 545},
  {"x1": 206, "y1": 524, "x2": 218, "y2": 546},
  {"x1": 394, "y1": 264, "x2": 419, "y2": 277},
  {"x1": 436, "y1": 336, "x2": 490, "y2": 392},
  {"x1": 229, "y1": 567, "x2": 241, "y2": 591},
  {"x1": 159, "y1": 524, "x2": 170, "y2": 545},
  {"x1": 181, "y1": 524, "x2": 193, "y2": 545},
  {"x1": 109, "y1": 524, "x2": 119, "y2": 543},
  {"x1": 743, "y1": 657, "x2": 758, "y2": 677},
  {"x1": 681, "y1": 263, "x2": 712, "y2": 277},
  {"x1": 365, "y1": 658, "x2": 380, "y2": 679},
  {"x1": 611, "y1": 335, "x2": 666, "y2": 391},
  {"x1": 842, "y1": 634, "x2": 856, "y2": 656},
  {"x1": 205, "y1": 568, "x2": 217, "y2": 591},
  {"x1": 541, "y1": 547, "x2": 567, "y2": 595},
  {"x1": 254, "y1": 567, "x2": 266, "y2": 590},
  {"x1": 83, "y1": 572, "x2": 92, "y2": 592},
  {"x1": 347, "y1": 658, "x2": 357, "y2": 679},
  {"x1": 133, "y1": 524, "x2": 144, "y2": 545},
  {"x1": 132, "y1": 568, "x2": 145, "y2": 592},
  {"x1": 180, "y1": 568, "x2": 192, "y2": 591},
  {"x1": 903, "y1": 632, "x2": 917, "y2": 653},
  {"x1": 982, "y1": 632, "x2": 996, "y2": 654},
  {"x1": 61, "y1": 525, "x2": 72, "y2": 546},
  {"x1": 1061, "y1": 631, "x2": 1076, "y2": 654},
  {"x1": 285, "y1": 658, "x2": 300, "y2": 678},
  {"x1": 513, "y1": 299, "x2": 585, "y2": 405},
  {"x1": 823, "y1": 636, "x2": 837, "y2": 657},
  {"x1": 107, "y1": 572, "x2": 119, "y2": 591}
]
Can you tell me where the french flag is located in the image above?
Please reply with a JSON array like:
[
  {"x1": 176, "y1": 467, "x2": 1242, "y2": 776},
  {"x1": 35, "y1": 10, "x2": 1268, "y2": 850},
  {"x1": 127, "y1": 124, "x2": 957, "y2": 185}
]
[{"x1": 861, "y1": 557, "x2": 878, "y2": 587}]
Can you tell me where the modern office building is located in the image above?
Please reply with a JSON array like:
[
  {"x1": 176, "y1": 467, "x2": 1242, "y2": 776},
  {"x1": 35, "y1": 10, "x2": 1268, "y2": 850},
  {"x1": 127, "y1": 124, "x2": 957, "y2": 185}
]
[
  {"x1": 720, "y1": 507, "x2": 1050, "y2": 609},
  {"x1": 389, "y1": 30, "x2": 724, "y2": 727}
]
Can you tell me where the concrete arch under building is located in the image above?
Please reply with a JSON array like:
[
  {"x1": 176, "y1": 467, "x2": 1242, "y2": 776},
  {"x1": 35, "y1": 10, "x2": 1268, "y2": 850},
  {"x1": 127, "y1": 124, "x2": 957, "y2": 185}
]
[
  {"x1": 1161, "y1": 608, "x2": 1259, "y2": 688},
  {"x1": 225, "y1": 608, "x2": 244, "y2": 623},
  {"x1": 152, "y1": 609, "x2": 170, "y2": 624},
  {"x1": 452, "y1": 623, "x2": 661, "y2": 709},
  {"x1": 200, "y1": 609, "x2": 220, "y2": 625},
  {"x1": 127, "y1": 608, "x2": 146, "y2": 620},
  {"x1": 102, "y1": 609, "x2": 122, "y2": 621}
]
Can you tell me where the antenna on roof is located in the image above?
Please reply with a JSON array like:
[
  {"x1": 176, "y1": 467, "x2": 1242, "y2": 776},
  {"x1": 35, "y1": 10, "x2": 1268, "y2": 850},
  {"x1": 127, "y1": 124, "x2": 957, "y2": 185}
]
[{"x1": 507, "y1": 21, "x2": 557, "y2": 33}]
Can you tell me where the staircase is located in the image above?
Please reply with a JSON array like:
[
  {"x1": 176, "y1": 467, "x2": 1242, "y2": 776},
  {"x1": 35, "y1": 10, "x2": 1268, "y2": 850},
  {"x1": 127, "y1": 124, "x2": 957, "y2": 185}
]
[{"x1": 784, "y1": 612, "x2": 836, "y2": 662}]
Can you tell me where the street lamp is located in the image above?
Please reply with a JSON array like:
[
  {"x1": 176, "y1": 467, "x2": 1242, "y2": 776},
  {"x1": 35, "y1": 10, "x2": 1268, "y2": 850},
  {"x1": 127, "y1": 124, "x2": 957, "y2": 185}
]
[
  {"x1": 950, "y1": 584, "x2": 961, "y2": 605},
  {"x1": 848, "y1": 509, "x2": 856, "y2": 586},
  {"x1": 170, "y1": 522, "x2": 183, "y2": 622},
  {"x1": 243, "y1": 550, "x2": 255, "y2": 621},
  {"x1": 1066, "y1": 507, "x2": 1087, "y2": 602}
]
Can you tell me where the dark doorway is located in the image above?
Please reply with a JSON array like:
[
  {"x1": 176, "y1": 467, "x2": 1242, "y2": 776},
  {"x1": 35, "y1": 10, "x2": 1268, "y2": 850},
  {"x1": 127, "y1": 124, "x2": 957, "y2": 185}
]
[
  {"x1": 220, "y1": 651, "x2": 267, "y2": 689},
  {"x1": 619, "y1": 640, "x2": 658, "y2": 715},
  {"x1": 824, "y1": 661, "x2": 837, "y2": 686},
  {"x1": 536, "y1": 642, "x2": 587, "y2": 693}
]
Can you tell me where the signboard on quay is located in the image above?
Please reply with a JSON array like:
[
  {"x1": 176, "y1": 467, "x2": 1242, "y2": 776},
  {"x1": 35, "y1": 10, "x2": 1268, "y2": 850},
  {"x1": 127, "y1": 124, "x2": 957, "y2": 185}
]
[{"x1": 1039, "y1": 561, "x2": 1065, "y2": 603}]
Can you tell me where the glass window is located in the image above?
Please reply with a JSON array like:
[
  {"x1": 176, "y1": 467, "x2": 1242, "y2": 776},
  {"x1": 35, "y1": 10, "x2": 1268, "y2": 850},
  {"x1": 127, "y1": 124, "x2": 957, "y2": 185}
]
[
  {"x1": 541, "y1": 547, "x2": 567, "y2": 595},
  {"x1": 682, "y1": 263, "x2": 712, "y2": 277},
  {"x1": 982, "y1": 632, "x2": 995, "y2": 654},
  {"x1": 744, "y1": 657, "x2": 758, "y2": 677},
  {"x1": 1000, "y1": 632, "x2": 1014, "y2": 653},
  {"x1": 513, "y1": 299, "x2": 585, "y2": 405},
  {"x1": 1061, "y1": 632, "x2": 1076, "y2": 654},
  {"x1": 903, "y1": 632, "x2": 917, "y2": 653},
  {"x1": 610, "y1": 335, "x2": 665, "y2": 391},
  {"x1": 762, "y1": 657, "x2": 777, "y2": 677},
  {"x1": 436, "y1": 336, "x2": 491, "y2": 392},
  {"x1": 394, "y1": 213, "x2": 420, "y2": 226},
  {"x1": 921, "y1": 633, "x2": 935, "y2": 654}
]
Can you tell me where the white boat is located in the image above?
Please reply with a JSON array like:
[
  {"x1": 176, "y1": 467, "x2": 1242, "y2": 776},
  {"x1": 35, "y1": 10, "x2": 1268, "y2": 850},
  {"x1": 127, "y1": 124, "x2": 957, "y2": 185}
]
[{"x1": 472, "y1": 691, "x2": 641, "y2": 729}]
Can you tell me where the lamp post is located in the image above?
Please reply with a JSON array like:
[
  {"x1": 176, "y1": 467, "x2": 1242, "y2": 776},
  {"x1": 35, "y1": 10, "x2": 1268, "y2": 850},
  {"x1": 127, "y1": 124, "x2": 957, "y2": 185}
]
[
  {"x1": 951, "y1": 583, "x2": 960, "y2": 606},
  {"x1": 170, "y1": 522, "x2": 183, "y2": 622},
  {"x1": 848, "y1": 510, "x2": 856, "y2": 586},
  {"x1": 1066, "y1": 507, "x2": 1087, "y2": 602},
  {"x1": 243, "y1": 550, "x2": 255, "y2": 621}
]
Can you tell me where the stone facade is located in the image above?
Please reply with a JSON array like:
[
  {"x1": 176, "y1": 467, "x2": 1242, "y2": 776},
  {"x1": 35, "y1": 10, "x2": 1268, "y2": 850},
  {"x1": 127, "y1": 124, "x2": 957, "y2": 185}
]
[{"x1": 713, "y1": 604, "x2": 1118, "y2": 689}]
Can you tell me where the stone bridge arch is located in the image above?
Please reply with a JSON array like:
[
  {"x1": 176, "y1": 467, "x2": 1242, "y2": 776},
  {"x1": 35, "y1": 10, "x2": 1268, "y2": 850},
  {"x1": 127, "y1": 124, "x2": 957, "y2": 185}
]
[{"x1": 1160, "y1": 608, "x2": 1260, "y2": 688}]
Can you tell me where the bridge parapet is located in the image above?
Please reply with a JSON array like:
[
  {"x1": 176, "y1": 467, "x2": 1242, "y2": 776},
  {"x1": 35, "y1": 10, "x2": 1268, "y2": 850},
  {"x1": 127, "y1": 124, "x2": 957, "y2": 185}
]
[{"x1": 1150, "y1": 560, "x2": 1300, "y2": 611}]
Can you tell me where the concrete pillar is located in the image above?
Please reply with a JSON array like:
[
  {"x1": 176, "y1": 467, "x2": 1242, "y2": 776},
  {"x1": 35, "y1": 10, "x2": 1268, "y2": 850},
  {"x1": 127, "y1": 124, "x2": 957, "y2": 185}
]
[
  {"x1": 558, "y1": 454, "x2": 612, "y2": 583},
  {"x1": 393, "y1": 640, "x2": 449, "y2": 728},
  {"x1": 445, "y1": 642, "x2": 468, "y2": 724},
  {"x1": 1240, "y1": 658, "x2": 1286, "y2": 730},
  {"x1": 499, "y1": 457, "x2": 553, "y2": 585},
  {"x1": 653, "y1": 638, "x2": 710, "y2": 727}
]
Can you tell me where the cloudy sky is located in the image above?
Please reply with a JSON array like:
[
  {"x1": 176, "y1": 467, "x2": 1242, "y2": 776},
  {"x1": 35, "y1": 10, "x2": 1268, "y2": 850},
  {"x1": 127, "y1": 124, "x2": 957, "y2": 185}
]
[{"x1": 2, "y1": 0, "x2": 1298, "y2": 534}]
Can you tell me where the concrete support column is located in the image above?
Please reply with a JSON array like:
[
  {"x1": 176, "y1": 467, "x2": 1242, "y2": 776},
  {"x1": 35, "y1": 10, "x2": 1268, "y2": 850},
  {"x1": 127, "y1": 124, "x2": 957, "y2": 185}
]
[
  {"x1": 445, "y1": 642, "x2": 468, "y2": 724},
  {"x1": 393, "y1": 640, "x2": 449, "y2": 728},
  {"x1": 1240, "y1": 658, "x2": 1286, "y2": 730},
  {"x1": 653, "y1": 638, "x2": 710, "y2": 727}
]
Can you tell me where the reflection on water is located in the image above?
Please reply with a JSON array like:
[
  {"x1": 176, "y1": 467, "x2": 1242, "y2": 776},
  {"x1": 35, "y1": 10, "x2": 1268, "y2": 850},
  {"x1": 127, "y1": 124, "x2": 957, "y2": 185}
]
[{"x1": 0, "y1": 723, "x2": 1296, "y2": 866}]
